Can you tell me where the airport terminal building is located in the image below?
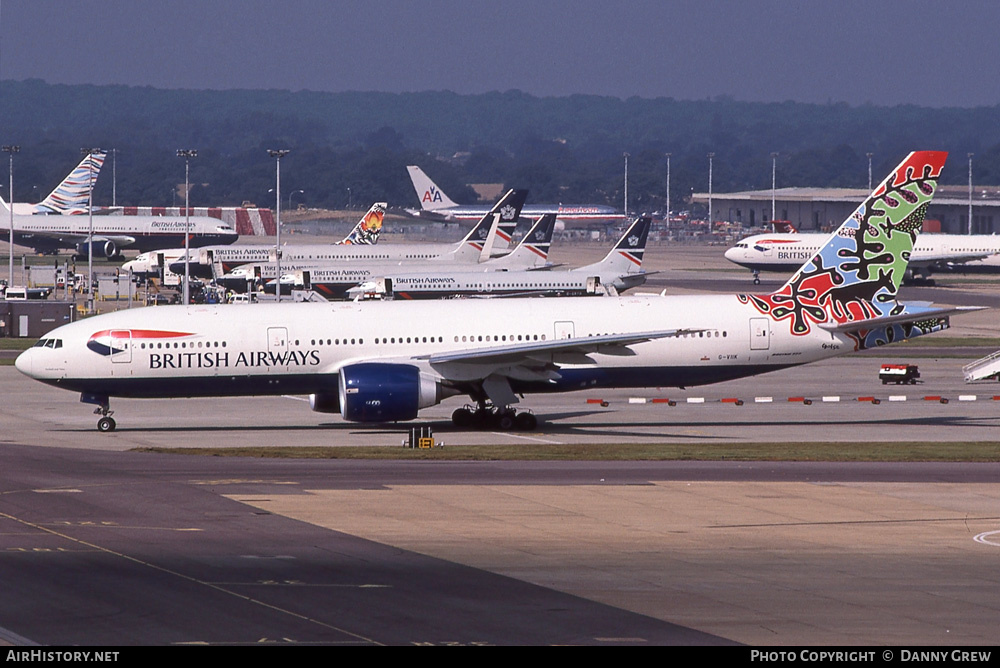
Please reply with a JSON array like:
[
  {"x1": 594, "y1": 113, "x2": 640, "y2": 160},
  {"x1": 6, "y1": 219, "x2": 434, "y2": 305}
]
[{"x1": 692, "y1": 185, "x2": 1000, "y2": 234}]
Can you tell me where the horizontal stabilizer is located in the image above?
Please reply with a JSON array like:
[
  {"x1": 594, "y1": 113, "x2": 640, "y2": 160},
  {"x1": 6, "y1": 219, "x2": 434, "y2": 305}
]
[{"x1": 818, "y1": 304, "x2": 985, "y2": 333}]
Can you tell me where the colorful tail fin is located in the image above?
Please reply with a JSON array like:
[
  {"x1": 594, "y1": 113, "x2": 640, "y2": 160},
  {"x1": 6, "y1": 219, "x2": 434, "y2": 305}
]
[
  {"x1": 407, "y1": 165, "x2": 459, "y2": 211},
  {"x1": 338, "y1": 202, "x2": 386, "y2": 245},
  {"x1": 742, "y1": 151, "x2": 946, "y2": 335},
  {"x1": 34, "y1": 151, "x2": 106, "y2": 214}
]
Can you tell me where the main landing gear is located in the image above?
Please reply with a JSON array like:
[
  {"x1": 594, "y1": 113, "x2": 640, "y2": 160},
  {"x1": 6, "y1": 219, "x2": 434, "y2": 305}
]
[{"x1": 451, "y1": 402, "x2": 538, "y2": 431}]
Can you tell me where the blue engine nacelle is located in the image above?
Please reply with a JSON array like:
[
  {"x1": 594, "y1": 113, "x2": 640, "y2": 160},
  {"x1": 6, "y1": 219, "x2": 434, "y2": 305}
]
[
  {"x1": 76, "y1": 240, "x2": 118, "y2": 259},
  {"x1": 338, "y1": 363, "x2": 440, "y2": 423}
]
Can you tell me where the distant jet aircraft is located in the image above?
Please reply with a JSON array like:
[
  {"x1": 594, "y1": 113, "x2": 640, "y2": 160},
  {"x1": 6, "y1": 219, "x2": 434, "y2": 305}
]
[
  {"x1": 173, "y1": 193, "x2": 526, "y2": 280},
  {"x1": 345, "y1": 215, "x2": 652, "y2": 300},
  {"x1": 406, "y1": 165, "x2": 623, "y2": 228},
  {"x1": 0, "y1": 194, "x2": 237, "y2": 258},
  {"x1": 282, "y1": 212, "x2": 560, "y2": 299},
  {"x1": 725, "y1": 231, "x2": 1000, "y2": 283},
  {"x1": 16, "y1": 151, "x2": 979, "y2": 433}
]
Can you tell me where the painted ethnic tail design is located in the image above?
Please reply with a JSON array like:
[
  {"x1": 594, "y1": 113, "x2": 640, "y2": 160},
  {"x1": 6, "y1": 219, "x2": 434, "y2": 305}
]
[
  {"x1": 740, "y1": 151, "x2": 946, "y2": 336},
  {"x1": 339, "y1": 202, "x2": 386, "y2": 245}
]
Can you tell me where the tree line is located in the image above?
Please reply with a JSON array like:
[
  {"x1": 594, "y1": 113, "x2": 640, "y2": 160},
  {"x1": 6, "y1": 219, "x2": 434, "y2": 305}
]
[{"x1": 2, "y1": 79, "x2": 1000, "y2": 214}]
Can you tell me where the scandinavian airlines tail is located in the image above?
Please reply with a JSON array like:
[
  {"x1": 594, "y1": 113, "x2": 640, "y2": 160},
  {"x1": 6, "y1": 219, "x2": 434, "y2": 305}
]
[{"x1": 407, "y1": 165, "x2": 459, "y2": 211}]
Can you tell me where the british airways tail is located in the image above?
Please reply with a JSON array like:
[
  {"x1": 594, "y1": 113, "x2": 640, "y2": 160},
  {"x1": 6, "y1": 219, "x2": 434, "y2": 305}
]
[
  {"x1": 35, "y1": 151, "x2": 107, "y2": 214},
  {"x1": 578, "y1": 216, "x2": 652, "y2": 275},
  {"x1": 407, "y1": 165, "x2": 459, "y2": 211},
  {"x1": 741, "y1": 151, "x2": 949, "y2": 339},
  {"x1": 338, "y1": 202, "x2": 386, "y2": 245},
  {"x1": 485, "y1": 213, "x2": 556, "y2": 270},
  {"x1": 444, "y1": 189, "x2": 527, "y2": 262}
]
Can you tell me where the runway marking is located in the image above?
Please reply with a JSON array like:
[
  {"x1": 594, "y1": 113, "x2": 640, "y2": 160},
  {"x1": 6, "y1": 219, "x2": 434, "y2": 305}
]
[
  {"x1": 33, "y1": 488, "x2": 83, "y2": 493},
  {"x1": 282, "y1": 395, "x2": 309, "y2": 402},
  {"x1": 715, "y1": 516, "x2": 1000, "y2": 529},
  {"x1": 491, "y1": 432, "x2": 564, "y2": 444},
  {"x1": 973, "y1": 530, "x2": 1000, "y2": 546},
  {"x1": 0, "y1": 509, "x2": 382, "y2": 646}
]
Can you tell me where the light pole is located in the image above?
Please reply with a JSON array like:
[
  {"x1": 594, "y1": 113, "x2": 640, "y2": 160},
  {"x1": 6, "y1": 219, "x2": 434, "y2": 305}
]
[
  {"x1": 177, "y1": 149, "x2": 197, "y2": 304},
  {"x1": 346, "y1": 187, "x2": 352, "y2": 210},
  {"x1": 664, "y1": 153, "x2": 671, "y2": 227},
  {"x1": 2, "y1": 145, "x2": 19, "y2": 289},
  {"x1": 867, "y1": 153, "x2": 873, "y2": 190},
  {"x1": 81, "y1": 148, "x2": 103, "y2": 313},
  {"x1": 289, "y1": 189, "x2": 304, "y2": 211},
  {"x1": 707, "y1": 152, "x2": 715, "y2": 226},
  {"x1": 112, "y1": 148, "x2": 118, "y2": 207},
  {"x1": 268, "y1": 149, "x2": 290, "y2": 302},
  {"x1": 968, "y1": 153, "x2": 974, "y2": 235},
  {"x1": 770, "y1": 152, "x2": 779, "y2": 224},
  {"x1": 623, "y1": 153, "x2": 630, "y2": 217}
]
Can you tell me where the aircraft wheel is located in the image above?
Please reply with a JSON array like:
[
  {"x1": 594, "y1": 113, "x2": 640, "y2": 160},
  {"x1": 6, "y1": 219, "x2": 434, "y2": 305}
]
[
  {"x1": 452, "y1": 408, "x2": 473, "y2": 428},
  {"x1": 515, "y1": 412, "x2": 538, "y2": 431},
  {"x1": 753, "y1": 276, "x2": 760, "y2": 285},
  {"x1": 97, "y1": 417, "x2": 116, "y2": 433},
  {"x1": 497, "y1": 413, "x2": 515, "y2": 431}
]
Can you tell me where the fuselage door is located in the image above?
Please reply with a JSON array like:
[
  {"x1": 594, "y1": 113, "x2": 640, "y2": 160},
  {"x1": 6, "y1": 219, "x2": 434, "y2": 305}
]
[
  {"x1": 110, "y1": 330, "x2": 132, "y2": 364},
  {"x1": 554, "y1": 321, "x2": 575, "y2": 339},
  {"x1": 750, "y1": 317, "x2": 770, "y2": 351}
]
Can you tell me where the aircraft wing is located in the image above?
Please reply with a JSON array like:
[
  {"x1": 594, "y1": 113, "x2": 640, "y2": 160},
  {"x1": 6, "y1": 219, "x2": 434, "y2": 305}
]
[
  {"x1": 911, "y1": 252, "x2": 995, "y2": 267},
  {"x1": 818, "y1": 304, "x2": 986, "y2": 333},
  {"x1": 421, "y1": 329, "x2": 694, "y2": 366}
]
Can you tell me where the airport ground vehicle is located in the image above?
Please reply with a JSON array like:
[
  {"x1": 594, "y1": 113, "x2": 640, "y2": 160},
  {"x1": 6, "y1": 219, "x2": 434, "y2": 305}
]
[{"x1": 879, "y1": 364, "x2": 920, "y2": 385}]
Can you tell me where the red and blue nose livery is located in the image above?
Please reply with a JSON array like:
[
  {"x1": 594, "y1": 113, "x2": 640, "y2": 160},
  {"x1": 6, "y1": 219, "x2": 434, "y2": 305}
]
[{"x1": 87, "y1": 329, "x2": 193, "y2": 357}]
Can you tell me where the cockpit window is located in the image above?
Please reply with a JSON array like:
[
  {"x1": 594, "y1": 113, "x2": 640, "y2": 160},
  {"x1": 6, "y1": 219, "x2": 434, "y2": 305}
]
[{"x1": 32, "y1": 339, "x2": 61, "y2": 349}]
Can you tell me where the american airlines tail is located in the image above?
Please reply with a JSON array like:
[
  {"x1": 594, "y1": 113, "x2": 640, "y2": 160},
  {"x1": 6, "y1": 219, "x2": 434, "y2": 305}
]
[
  {"x1": 407, "y1": 165, "x2": 459, "y2": 211},
  {"x1": 338, "y1": 202, "x2": 386, "y2": 245},
  {"x1": 34, "y1": 151, "x2": 107, "y2": 214}
]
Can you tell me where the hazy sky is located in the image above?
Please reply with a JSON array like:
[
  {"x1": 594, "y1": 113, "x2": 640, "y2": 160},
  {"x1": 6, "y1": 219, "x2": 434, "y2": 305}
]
[{"x1": 2, "y1": 0, "x2": 998, "y2": 107}]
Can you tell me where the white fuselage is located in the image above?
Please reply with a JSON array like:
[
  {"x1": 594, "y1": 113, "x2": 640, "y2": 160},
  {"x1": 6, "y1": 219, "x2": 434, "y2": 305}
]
[
  {"x1": 16, "y1": 295, "x2": 854, "y2": 404},
  {"x1": 726, "y1": 232, "x2": 1000, "y2": 273},
  {"x1": 0, "y1": 211, "x2": 238, "y2": 255}
]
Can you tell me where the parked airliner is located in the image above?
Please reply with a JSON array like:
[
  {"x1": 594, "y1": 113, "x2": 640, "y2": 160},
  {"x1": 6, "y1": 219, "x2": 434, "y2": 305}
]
[
  {"x1": 407, "y1": 165, "x2": 623, "y2": 226},
  {"x1": 130, "y1": 202, "x2": 388, "y2": 279},
  {"x1": 173, "y1": 191, "x2": 526, "y2": 280},
  {"x1": 726, "y1": 231, "x2": 1000, "y2": 283},
  {"x1": 344, "y1": 216, "x2": 651, "y2": 300},
  {"x1": 17, "y1": 152, "x2": 975, "y2": 433},
  {"x1": 274, "y1": 212, "x2": 560, "y2": 298},
  {"x1": 0, "y1": 196, "x2": 237, "y2": 258}
]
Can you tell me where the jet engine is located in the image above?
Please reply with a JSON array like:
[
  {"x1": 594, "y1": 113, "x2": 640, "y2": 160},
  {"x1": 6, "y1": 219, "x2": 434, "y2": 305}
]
[
  {"x1": 338, "y1": 363, "x2": 443, "y2": 422},
  {"x1": 308, "y1": 392, "x2": 341, "y2": 414},
  {"x1": 75, "y1": 240, "x2": 119, "y2": 259}
]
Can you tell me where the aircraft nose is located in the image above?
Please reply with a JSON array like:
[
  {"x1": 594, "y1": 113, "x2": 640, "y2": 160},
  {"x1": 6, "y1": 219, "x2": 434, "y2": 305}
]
[
  {"x1": 14, "y1": 348, "x2": 33, "y2": 377},
  {"x1": 724, "y1": 247, "x2": 738, "y2": 261}
]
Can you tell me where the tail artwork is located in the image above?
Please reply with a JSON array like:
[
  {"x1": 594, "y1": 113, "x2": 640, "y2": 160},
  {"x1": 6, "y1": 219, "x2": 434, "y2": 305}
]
[
  {"x1": 339, "y1": 202, "x2": 386, "y2": 245},
  {"x1": 739, "y1": 151, "x2": 948, "y2": 349},
  {"x1": 34, "y1": 151, "x2": 107, "y2": 214},
  {"x1": 407, "y1": 165, "x2": 459, "y2": 211}
]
